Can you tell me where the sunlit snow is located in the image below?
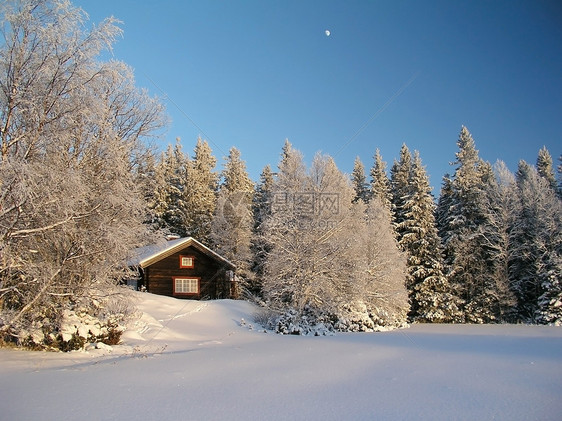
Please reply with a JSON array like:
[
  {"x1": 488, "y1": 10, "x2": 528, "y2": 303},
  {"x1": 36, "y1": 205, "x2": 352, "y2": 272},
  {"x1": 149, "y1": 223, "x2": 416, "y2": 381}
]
[{"x1": 1, "y1": 291, "x2": 561, "y2": 420}]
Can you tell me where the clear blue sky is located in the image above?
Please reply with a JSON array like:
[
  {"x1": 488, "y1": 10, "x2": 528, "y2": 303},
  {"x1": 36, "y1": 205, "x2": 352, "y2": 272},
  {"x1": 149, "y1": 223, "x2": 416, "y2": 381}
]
[{"x1": 75, "y1": 0, "x2": 561, "y2": 190}]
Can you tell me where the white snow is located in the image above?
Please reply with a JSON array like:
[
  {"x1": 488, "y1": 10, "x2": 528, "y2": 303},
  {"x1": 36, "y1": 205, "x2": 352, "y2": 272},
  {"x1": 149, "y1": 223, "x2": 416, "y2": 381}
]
[{"x1": 1, "y1": 291, "x2": 561, "y2": 420}]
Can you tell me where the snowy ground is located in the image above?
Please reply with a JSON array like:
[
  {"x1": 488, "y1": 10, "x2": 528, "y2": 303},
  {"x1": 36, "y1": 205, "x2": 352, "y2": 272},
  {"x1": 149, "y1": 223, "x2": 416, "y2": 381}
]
[{"x1": 1, "y1": 292, "x2": 561, "y2": 421}]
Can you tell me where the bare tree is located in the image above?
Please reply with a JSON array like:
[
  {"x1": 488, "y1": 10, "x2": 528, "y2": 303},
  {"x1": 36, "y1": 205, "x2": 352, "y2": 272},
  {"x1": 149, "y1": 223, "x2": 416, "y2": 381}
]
[{"x1": 0, "y1": 0, "x2": 165, "y2": 345}]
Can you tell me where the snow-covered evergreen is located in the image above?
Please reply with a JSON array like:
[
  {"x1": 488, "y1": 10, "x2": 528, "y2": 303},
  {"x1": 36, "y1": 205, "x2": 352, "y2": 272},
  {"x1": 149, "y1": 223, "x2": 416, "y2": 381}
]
[
  {"x1": 150, "y1": 141, "x2": 189, "y2": 236},
  {"x1": 369, "y1": 148, "x2": 393, "y2": 209},
  {"x1": 438, "y1": 127, "x2": 514, "y2": 323},
  {"x1": 510, "y1": 160, "x2": 562, "y2": 324},
  {"x1": 351, "y1": 156, "x2": 370, "y2": 204},
  {"x1": 183, "y1": 138, "x2": 219, "y2": 243},
  {"x1": 536, "y1": 146, "x2": 558, "y2": 193},
  {"x1": 399, "y1": 151, "x2": 461, "y2": 322},
  {"x1": 250, "y1": 164, "x2": 275, "y2": 296},
  {"x1": 211, "y1": 147, "x2": 255, "y2": 288}
]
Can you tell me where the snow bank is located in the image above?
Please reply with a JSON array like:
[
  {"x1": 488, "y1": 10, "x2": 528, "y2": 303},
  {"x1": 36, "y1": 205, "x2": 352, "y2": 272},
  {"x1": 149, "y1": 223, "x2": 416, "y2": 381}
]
[{"x1": 0, "y1": 291, "x2": 561, "y2": 421}]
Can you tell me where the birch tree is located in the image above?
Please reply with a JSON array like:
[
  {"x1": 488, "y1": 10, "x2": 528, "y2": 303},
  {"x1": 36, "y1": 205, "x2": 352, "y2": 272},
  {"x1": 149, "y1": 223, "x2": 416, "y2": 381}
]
[
  {"x1": 262, "y1": 144, "x2": 408, "y2": 331},
  {"x1": 0, "y1": 0, "x2": 165, "y2": 345}
]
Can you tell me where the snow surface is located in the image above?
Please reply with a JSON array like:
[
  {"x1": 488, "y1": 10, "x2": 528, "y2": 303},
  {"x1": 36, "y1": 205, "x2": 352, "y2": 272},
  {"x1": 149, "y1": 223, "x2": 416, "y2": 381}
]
[{"x1": 1, "y1": 291, "x2": 561, "y2": 421}]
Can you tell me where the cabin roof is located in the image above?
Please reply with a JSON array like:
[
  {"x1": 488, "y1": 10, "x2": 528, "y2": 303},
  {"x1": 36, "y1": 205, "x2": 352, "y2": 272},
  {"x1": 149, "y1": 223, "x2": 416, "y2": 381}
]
[{"x1": 131, "y1": 237, "x2": 236, "y2": 269}]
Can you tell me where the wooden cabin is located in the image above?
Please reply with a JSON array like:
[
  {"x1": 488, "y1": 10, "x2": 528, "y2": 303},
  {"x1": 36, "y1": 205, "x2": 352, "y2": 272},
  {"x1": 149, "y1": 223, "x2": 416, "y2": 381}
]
[{"x1": 132, "y1": 237, "x2": 237, "y2": 300}]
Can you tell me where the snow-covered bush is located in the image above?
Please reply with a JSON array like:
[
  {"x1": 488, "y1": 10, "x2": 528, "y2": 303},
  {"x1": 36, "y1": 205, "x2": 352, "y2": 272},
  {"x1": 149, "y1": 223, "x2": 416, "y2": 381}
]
[
  {"x1": 257, "y1": 302, "x2": 408, "y2": 336},
  {"x1": 1, "y1": 289, "x2": 135, "y2": 351}
]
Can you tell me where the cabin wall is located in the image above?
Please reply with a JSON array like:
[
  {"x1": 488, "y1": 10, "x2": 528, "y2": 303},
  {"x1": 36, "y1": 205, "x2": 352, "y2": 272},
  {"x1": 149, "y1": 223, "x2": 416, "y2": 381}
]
[{"x1": 144, "y1": 245, "x2": 232, "y2": 299}]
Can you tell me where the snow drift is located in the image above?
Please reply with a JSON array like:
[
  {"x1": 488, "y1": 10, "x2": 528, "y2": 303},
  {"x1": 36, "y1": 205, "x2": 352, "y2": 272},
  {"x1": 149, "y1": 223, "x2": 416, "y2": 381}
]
[{"x1": 0, "y1": 291, "x2": 561, "y2": 421}]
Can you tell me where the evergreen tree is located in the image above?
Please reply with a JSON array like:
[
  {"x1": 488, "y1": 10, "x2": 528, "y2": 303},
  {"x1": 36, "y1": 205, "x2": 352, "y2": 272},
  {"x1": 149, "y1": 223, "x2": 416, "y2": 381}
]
[
  {"x1": 510, "y1": 161, "x2": 562, "y2": 323},
  {"x1": 134, "y1": 149, "x2": 159, "y2": 226},
  {"x1": 536, "y1": 146, "x2": 558, "y2": 193},
  {"x1": 250, "y1": 164, "x2": 275, "y2": 295},
  {"x1": 211, "y1": 147, "x2": 254, "y2": 288},
  {"x1": 369, "y1": 149, "x2": 392, "y2": 209},
  {"x1": 155, "y1": 140, "x2": 188, "y2": 236},
  {"x1": 558, "y1": 154, "x2": 562, "y2": 199},
  {"x1": 351, "y1": 156, "x2": 369, "y2": 203},
  {"x1": 390, "y1": 144, "x2": 413, "y2": 239},
  {"x1": 400, "y1": 152, "x2": 460, "y2": 322},
  {"x1": 435, "y1": 174, "x2": 453, "y2": 241},
  {"x1": 439, "y1": 126, "x2": 511, "y2": 323},
  {"x1": 183, "y1": 137, "x2": 218, "y2": 242},
  {"x1": 470, "y1": 161, "x2": 517, "y2": 321}
]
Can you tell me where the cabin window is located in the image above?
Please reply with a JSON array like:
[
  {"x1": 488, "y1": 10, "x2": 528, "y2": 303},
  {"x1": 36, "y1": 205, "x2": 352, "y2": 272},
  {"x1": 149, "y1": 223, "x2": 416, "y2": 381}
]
[
  {"x1": 179, "y1": 255, "x2": 194, "y2": 268},
  {"x1": 173, "y1": 277, "x2": 200, "y2": 295}
]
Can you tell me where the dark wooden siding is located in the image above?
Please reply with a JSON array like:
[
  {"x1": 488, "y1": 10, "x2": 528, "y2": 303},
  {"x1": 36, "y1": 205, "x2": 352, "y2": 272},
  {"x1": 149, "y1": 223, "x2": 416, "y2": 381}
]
[{"x1": 144, "y1": 245, "x2": 232, "y2": 299}]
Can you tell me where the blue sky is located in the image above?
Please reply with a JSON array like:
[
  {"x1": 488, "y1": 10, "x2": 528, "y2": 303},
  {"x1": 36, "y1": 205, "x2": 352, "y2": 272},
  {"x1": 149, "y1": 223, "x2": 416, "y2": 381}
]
[{"x1": 75, "y1": 0, "x2": 561, "y2": 190}]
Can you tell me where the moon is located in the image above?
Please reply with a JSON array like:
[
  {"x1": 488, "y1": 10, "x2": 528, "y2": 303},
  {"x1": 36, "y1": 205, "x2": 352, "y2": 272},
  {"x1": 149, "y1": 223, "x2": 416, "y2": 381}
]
[{"x1": 325, "y1": 30, "x2": 330, "y2": 37}]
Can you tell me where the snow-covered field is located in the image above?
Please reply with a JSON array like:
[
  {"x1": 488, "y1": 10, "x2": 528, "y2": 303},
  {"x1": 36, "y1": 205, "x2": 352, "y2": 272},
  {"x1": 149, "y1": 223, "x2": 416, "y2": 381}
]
[{"x1": 1, "y1": 292, "x2": 561, "y2": 421}]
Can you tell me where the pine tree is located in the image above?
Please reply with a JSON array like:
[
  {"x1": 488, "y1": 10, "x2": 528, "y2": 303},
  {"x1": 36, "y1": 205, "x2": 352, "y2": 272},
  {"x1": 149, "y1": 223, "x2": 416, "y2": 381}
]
[
  {"x1": 351, "y1": 156, "x2": 369, "y2": 203},
  {"x1": 400, "y1": 152, "x2": 460, "y2": 322},
  {"x1": 369, "y1": 149, "x2": 392, "y2": 209},
  {"x1": 183, "y1": 138, "x2": 218, "y2": 242},
  {"x1": 211, "y1": 147, "x2": 254, "y2": 288}
]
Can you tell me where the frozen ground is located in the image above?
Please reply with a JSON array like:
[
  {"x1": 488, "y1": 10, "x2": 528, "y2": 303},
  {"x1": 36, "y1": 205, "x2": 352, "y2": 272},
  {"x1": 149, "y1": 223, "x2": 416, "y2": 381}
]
[{"x1": 1, "y1": 291, "x2": 561, "y2": 421}]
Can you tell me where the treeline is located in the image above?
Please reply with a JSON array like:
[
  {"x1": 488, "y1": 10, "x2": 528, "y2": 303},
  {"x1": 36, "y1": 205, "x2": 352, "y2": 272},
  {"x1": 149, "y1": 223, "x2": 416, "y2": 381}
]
[
  {"x1": 140, "y1": 128, "x2": 562, "y2": 329},
  {"x1": 1, "y1": 1, "x2": 560, "y2": 349}
]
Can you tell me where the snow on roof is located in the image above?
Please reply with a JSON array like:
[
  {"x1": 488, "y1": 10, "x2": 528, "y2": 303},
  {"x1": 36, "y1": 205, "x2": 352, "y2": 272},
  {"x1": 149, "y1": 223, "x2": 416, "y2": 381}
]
[{"x1": 129, "y1": 237, "x2": 235, "y2": 269}]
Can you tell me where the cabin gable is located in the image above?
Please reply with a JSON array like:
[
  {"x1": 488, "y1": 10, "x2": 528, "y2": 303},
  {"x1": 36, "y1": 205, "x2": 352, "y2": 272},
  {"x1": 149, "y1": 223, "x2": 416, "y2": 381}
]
[{"x1": 134, "y1": 237, "x2": 236, "y2": 300}]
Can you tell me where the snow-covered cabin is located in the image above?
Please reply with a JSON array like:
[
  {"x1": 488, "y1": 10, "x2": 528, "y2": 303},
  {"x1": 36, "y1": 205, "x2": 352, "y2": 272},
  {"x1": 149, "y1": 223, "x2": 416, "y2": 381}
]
[{"x1": 130, "y1": 237, "x2": 237, "y2": 300}]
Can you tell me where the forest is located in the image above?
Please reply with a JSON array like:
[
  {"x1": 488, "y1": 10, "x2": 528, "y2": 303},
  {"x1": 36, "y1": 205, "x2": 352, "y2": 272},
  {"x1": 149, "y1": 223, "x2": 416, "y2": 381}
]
[{"x1": 0, "y1": 0, "x2": 561, "y2": 349}]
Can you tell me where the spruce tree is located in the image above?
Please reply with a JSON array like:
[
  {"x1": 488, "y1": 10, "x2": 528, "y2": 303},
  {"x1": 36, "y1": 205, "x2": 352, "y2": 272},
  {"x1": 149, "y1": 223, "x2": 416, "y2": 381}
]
[
  {"x1": 510, "y1": 161, "x2": 562, "y2": 323},
  {"x1": 439, "y1": 126, "x2": 508, "y2": 323},
  {"x1": 151, "y1": 140, "x2": 188, "y2": 236},
  {"x1": 183, "y1": 138, "x2": 218, "y2": 242},
  {"x1": 400, "y1": 152, "x2": 460, "y2": 322},
  {"x1": 435, "y1": 174, "x2": 453, "y2": 241},
  {"x1": 351, "y1": 156, "x2": 369, "y2": 204},
  {"x1": 390, "y1": 144, "x2": 413, "y2": 240},
  {"x1": 250, "y1": 164, "x2": 275, "y2": 295},
  {"x1": 369, "y1": 149, "x2": 392, "y2": 209},
  {"x1": 536, "y1": 146, "x2": 558, "y2": 193},
  {"x1": 211, "y1": 147, "x2": 254, "y2": 288},
  {"x1": 558, "y1": 154, "x2": 562, "y2": 200}
]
